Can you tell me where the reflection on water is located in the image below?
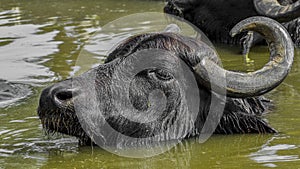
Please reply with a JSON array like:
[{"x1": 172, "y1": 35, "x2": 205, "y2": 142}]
[
  {"x1": 0, "y1": 80, "x2": 32, "y2": 108},
  {"x1": 0, "y1": 7, "x2": 58, "y2": 83},
  {"x1": 0, "y1": 0, "x2": 300, "y2": 168},
  {"x1": 250, "y1": 136, "x2": 300, "y2": 167}
]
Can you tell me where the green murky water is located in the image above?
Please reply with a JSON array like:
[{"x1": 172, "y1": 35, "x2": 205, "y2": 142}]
[{"x1": 0, "y1": 0, "x2": 300, "y2": 168}]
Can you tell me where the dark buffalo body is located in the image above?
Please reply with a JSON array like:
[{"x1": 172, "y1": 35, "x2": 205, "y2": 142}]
[{"x1": 164, "y1": 0, "x2": 300, "y2": 48}]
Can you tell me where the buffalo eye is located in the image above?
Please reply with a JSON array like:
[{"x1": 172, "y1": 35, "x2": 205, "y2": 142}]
[{"x1": 149, "y1": 69, "x2": 173, "y2": 81}]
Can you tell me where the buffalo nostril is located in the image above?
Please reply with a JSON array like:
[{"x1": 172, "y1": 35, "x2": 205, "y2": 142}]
[{"x1": 55, "y1": 90, "x2": 73, "y2": 102}]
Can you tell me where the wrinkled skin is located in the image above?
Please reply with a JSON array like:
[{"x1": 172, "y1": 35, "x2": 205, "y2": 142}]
[
  {"x1": 38, "y1": 32, "x2": 277, "y2": 145},
  {"x1": 164, "y1": 0, "x2": 300, "y2": 54}
]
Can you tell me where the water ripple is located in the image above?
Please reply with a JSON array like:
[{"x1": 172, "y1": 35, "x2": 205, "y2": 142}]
[{"x1": 250, "y1": 137, "x2": 300, "y2": 166}]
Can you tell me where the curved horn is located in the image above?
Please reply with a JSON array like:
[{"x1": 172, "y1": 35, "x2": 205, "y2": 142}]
[
  {"x1": 194, "y1": 16, "x2": 294, "y2": 97},
  {"x1": 254, "y1": 0, "x2": 300, "y2": 22}
]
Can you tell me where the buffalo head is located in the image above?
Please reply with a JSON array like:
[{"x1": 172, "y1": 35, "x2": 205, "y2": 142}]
[{"x1": 38, "y1": 17, "x2": 293, "y2": 145}]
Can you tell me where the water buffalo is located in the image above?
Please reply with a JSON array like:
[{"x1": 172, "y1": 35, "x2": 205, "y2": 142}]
[
  {"x1": 37, "y1": 17, "x2": 293, "y2": 145},
  {"x1": 164, "y1": 0, "x2": 300, "y2": 54}
]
